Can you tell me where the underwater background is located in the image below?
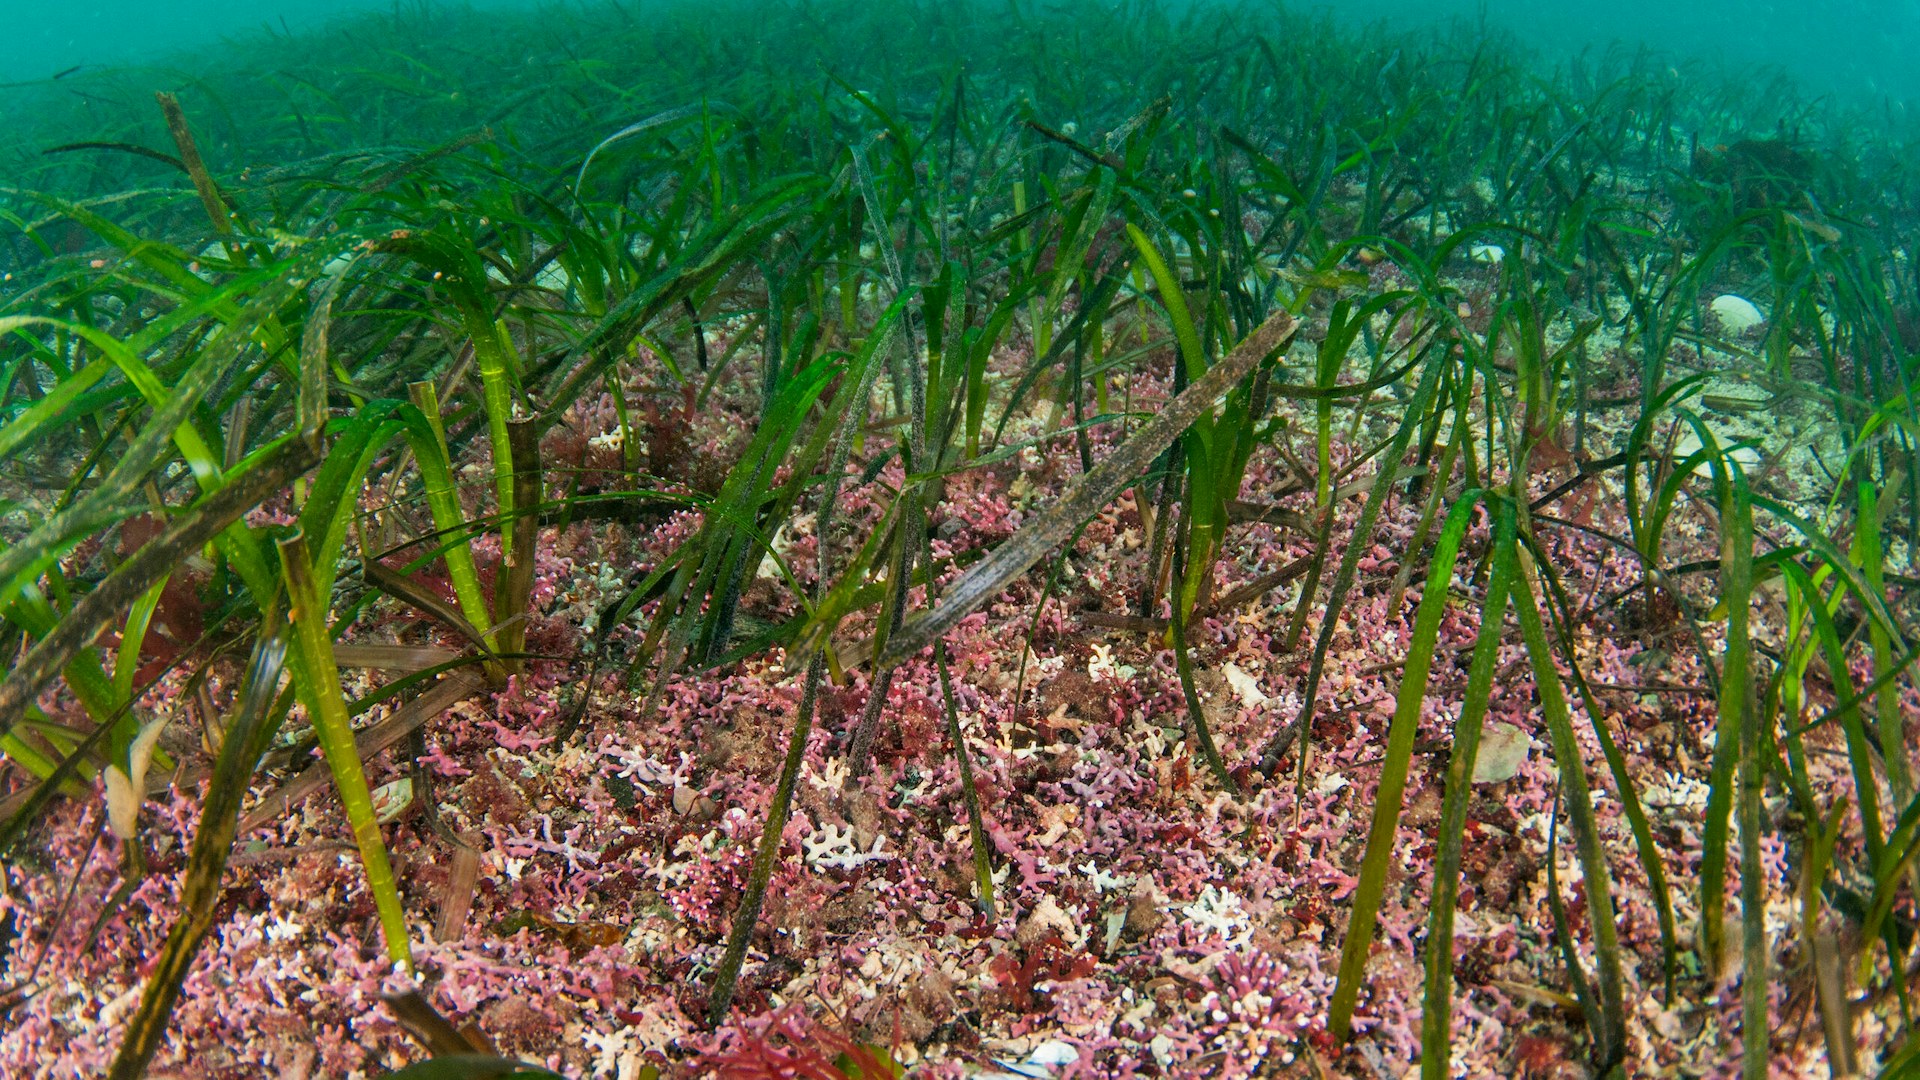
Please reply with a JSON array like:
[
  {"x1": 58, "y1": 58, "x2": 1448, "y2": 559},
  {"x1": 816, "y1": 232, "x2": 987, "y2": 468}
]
[
  {"x1": 7, "y1": 0, "x2": 1920, "y2": 103},
  {"x1": 5, "y1": 0, "x2": 1920, "y2": 1076}
]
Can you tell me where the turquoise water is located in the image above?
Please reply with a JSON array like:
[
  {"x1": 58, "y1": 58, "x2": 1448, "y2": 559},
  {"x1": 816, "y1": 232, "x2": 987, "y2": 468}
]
[
  {"x1": 0, "y1": 0, "x2": 515, "y2": 81},
  {"x1": 1328, "y1": 0, "x2": 1920, "y2": 103},
  {"x1": 5, "y1": 0, "x2": 1917, "y2": 103}
]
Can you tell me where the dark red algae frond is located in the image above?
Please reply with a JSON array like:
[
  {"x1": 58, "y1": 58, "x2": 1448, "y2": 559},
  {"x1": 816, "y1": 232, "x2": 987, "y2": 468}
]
[{"x1": 700, "y1": 1006, "x2": 902, "y2": 1080}]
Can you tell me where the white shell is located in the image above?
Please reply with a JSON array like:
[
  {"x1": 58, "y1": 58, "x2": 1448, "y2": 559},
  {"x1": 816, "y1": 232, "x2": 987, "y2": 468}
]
[
  {"x1": 1673, "y1": 432, "x2": 1763, "y2": 477},
  {"x1": 1472, "y1": 721, "x2": 1531, "y2": 784},
  {"x1": 1222, "y1": 662, "x2": 1268, "y2": 708},
  {"x1": 1470, "y1": 243, "x2": 1504, "y2": 265},
  {"x1": 105, "y1": 716, "x2": 171, "y2": 840},
  {"x1": 1710, "y1": 294, "x2": 1765, "y2": 334},
  {"x1": 370, "y1": 777, "x2": 415, "y2": 824},
  {"x1": 1028, "y1": 1040, "x2": 1081, "y2": 1067}
]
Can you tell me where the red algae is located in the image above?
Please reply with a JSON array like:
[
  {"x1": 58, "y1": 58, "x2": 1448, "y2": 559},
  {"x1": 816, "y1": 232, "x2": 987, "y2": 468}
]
[{"x1": 0, "y1": 392, "x2": 1874, "y2": 1077}]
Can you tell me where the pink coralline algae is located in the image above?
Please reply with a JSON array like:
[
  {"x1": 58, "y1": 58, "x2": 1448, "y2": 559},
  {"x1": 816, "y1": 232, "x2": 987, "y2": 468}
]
[{"x1": 0, "y1": 383, "x2": 1894, "y2": 1079}]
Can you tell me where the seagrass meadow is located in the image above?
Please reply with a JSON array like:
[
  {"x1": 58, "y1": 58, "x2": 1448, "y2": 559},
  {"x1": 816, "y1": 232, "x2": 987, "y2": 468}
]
[{"x1": 2, "y1": 0, "x2": 1919, "y2": 1076}]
